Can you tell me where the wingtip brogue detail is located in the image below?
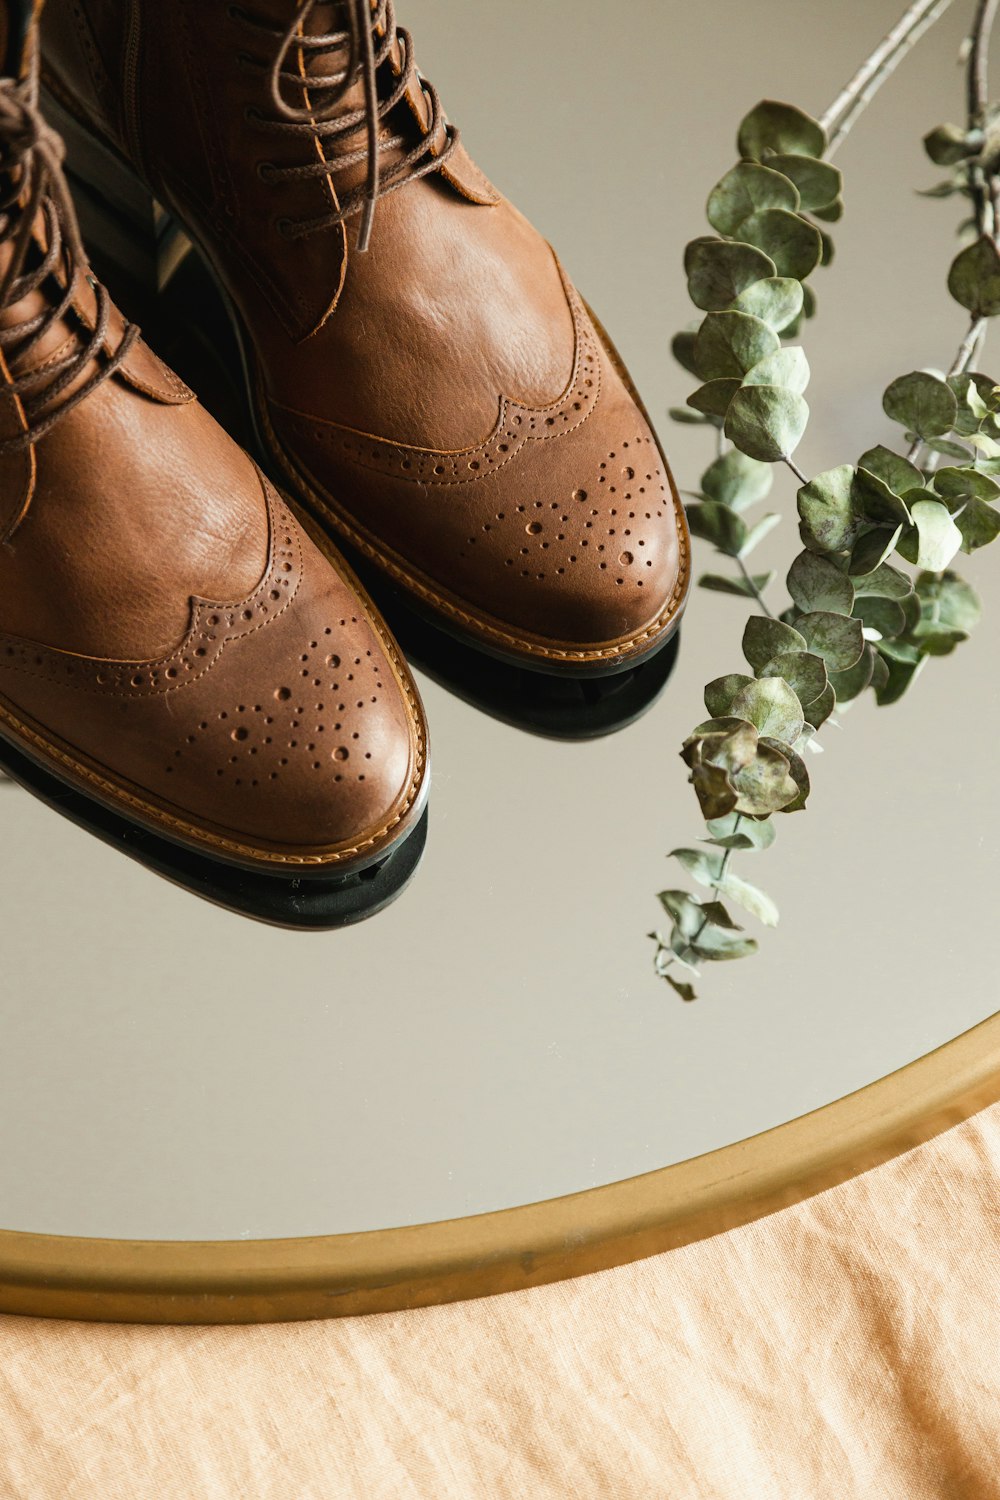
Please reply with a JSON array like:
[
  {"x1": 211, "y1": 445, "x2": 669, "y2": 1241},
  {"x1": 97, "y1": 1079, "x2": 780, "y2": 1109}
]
[{"x1": 0, "y1": 476, "x2": 429, "y2": 867}]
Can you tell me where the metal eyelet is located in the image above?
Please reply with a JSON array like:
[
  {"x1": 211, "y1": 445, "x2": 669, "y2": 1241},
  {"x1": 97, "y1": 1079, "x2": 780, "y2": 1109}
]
[{"x1": 256, "y1": 161, "x2": 276, "y2": 182}]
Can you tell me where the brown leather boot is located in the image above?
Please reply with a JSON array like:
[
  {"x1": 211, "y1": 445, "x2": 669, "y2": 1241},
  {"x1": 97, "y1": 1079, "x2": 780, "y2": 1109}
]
[
  {"x1": 39, "y1": 0, "x2": 690, "y2": 680},
  {"x1": 0, "y1": 1, "x2": 429, "y2": 927}
]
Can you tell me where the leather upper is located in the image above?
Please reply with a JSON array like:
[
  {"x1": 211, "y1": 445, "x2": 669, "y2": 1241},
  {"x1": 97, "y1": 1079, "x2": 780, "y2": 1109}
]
[
  {"x1": 0, "y1": 22, "x2": 427, "y2": 871},
  {"x1": 41, "y1": 0, "x2": 691, "y2": 667}
]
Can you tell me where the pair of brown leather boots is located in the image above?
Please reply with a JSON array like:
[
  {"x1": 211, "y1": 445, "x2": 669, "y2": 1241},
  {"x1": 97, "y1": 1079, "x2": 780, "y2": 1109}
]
[{"x1": 0, "y1": 0, "x2": 690, "y2": 926}]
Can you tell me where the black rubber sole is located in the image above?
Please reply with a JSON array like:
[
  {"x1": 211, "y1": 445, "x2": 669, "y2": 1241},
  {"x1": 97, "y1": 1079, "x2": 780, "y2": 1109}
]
[{"x1": 0, "y1": 731, "x2": 428, "y2": 930}]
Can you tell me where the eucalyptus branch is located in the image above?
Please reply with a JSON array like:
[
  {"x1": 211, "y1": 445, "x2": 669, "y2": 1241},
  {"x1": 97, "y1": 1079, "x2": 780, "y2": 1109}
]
[
  {"x1": 654, "y1": 1, "x2": 1000, "y2": 1000},
  {"x1": 821, "y1": 0, "x2": 955, "y2": 156}
]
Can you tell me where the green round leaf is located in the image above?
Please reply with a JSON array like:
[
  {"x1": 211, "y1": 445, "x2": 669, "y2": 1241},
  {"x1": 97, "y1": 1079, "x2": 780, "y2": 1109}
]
[
  {"x1": 707, "y1": 162, "x2": 800, "y2": 236},
  {"x1": 688, "y1": 379, "x2": 741, "y2": 417},
  {"x1": 947, "y1": 235, "x2": 1000, "y2": 317},
  {"x1": 955, "y1": 495, "x2": 1000, "y2": 551},
  {"x1": 796, "y1": 610, "x2": 866, "y2": 670},
  {"x1": 765, "y1": 154, "x2": 842, "y2": 211},
  {"x1": 731, "y1": 277, "x2": 804, "y2": 332},
  {"x1": 910, "y1": 499, "x2": 963, "y2": 571},
  {"x1": 671, "y1": 330, "x2": 700, "y2": 376},
  {"x1": 849, "y1": 526, "x2": 904, "y2": 576},
  {"x1": 758, "y1": 736, "x2": 810, "y2": 813},
  {"x1": 737, "y1": 100, "x2": 826, "y2": 162},
  {"x1": 933, "y1": 463, "x2": 1000, "y2": 501},
  {"x1": 730, "y1": 741, "x2": 801, "y2": 816},
  {"x1": 724, "y1": 385, "x2": 809, "y2": 462},
  {"x1": 856, "y1": 445, "x2": 922, "y2": 497},
  {"x1": 742, "y1": 616, "x2": 807, "y2": 672},
  {"x1": 737, "y1": 208, "x2": 823, "y2": 280},
  {"x1": 924, "y1": 122, "x2": 973, "y2": 166},
  {"x1": 853, "y1": 595, "x2": 906, "y2": 639},
  {"x1": 917, "y1": 570, "x2": 982, "y2": 631},
  {"x1": 700, "y1": 450, "x2": 774, "y2": 510},
  {"x1": 729, "y1": 676, "x2": 805, "y2": 743},
  {"x1": 760, "y1": 650, "x2": 828, "y2": 708},
  {"x1": 882, "y1": 372, "x2": 958, "y2": 440},
  {"x1": 803, "y1": 681, "x2": 835, "y2": 729},
  {"x1": 851, "y1": 562, "x2": 913, "y2": 600},
  {"x1": 829, "y1": 642, "x2": 876, "y2": 702},
  {"x1": 704, "y1": 673, "x2": 755, "y2": 718},
  {"x1": 787, "y1": 551, "x2": 855, "y2": 614},
  {"x1": 694, "y1": 310, "x2": 780, "y2": 380},
  {"x1": 797, "y1": 465, "x2": 865, "y2": 553},
  {"x1": 685, "y1": 500, "x2": 748, "y2": 555},
  {"x1": 743, "y1": 346, "x2": 810, "y2": 394},
  {"x1": 685, "y1": 236, "x2": 777, "y2": 312}
]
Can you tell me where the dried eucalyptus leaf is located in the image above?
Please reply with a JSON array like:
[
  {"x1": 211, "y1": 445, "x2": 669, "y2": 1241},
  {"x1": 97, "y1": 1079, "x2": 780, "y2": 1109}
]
[
  {"x1": 797, "y1": 465, "x2": 865, "y2": 552},
  {"x1": 758, "y1": 735, "x2": 810, "y2": 812},
  {"x1": 670, "y1": 407, "x2": 715, "y2": 425},
  {"x1": 910, "y1": 499, "x2": 963, "y2": 571},
  {"x1": 670, "y1": 847, "x2": 726, "y2": 891},
  {"x1": 760, "y1": 650, "x2": 828, "y2": 707},
  {"x1": 719, "y1": 870, "x2": 779, "y2": 926},
  {"x1": 699, "y1": 571, "x2": 775, "y2": 597},
  {"x1": 686, "y1": 500, "x2": 748, "y2": 555},
  {"x1": 856, "y1": 445, "x2": 923, "y2": 496},
  {"x1": 731, "y1": 277, "x2": 804, "y2": 332},
  {"x1": 665, "y1": 975, "x2": 698, "y2": 1002},
  {"x1": 705, "y1": 812, "x2": 776, "y2": 851},
  {"x1": 882, "y1": 372, "x2": 958, "y2": 439},
  {"x1": 689, "y1": 925, "x2": 759, "y2": 962},
  {"x1": 688, "y1": 379, "x2": 741, "y2": 417},
  {"x1": 704, "y1": 673, "x2": 755, "y2": 718},
  {"x1": 875, "y1": 649, "x2": 925, "y2": 705},
  {"x1": 725, "y1": 385, "x2": 809, "y2": 461},
  {"x1": 948, "y1": 234, "x2": 1000, "y2": 316},
  {"x1": 803, "y1": 681, "x2": 835, "y2": 728},
  {"x1": 707, "y1": 162, "x2": 800, "y2": 236},
  {"x1": 853, "y1": 595, "x2": 907, "y2": 639},
  {"x1": 700, "y1": 901, "x2": 745, "y2": 931},
  {"x1": 855, "y1": 467, "x2": 914, "y2": 526},
  {"x1": 829, "y1": 642, "x2": 875, "y2": 702},
  {"x1": 851, "y1": 561, "x2": 913, "y2": 599},
  {"x1": 917, "y1": 569, "x2": 982, "y2": 631},
  {"x1": 671, "y1": 330, "x2": 700, "y2": 375},
  {"x1": 956, "y1": 495, "x2": 1000, "y2": 550},
  {"x1": 849, "y1": 526, "x2": 903, "y2": 575},
  {"x1": 796, "y1": 610, "x2": 866, "y2": 670},
  {"x1": 658, "y1": 888, "x2": 705, "y2": 931},
  {"x1": 694, "y1": 310, "x2": 780, "y2": 381},
  {"x1": 742, "y1": 616, "x2": 807, "y2": 672},
  {"x1": 685, "y1": 237, "x2": 777, "y2": 313},
  {"x1": 737, "y1": 100, "x2": 826, "y2": 162},
  {"x1": 731, "y1": 741, "x2": 800, "y2": 815},
  {"x1": 740, "y1": 513, "x2": 782, "y2": 556},
  {"x1": 688, "y1": 763, "x2": 739, "y2": 821},
  {"x1": 766, "y1": 153, "x2": 842, "y2": 211},
  {"x1": 787, "y1": 551, "x2": 855, "y2": 614},
  {"x1": 924, "y1": 122, "x2": 974, "y2": 165},
  {"x1": 869, "y1": 651, "x2": 890, "y2": 697},
  {"x1": 729, "y1": 675, "x2": 805, "y2": 742},
  {"x1": 743, "y1": 346, "x2": 810, "y2": 394},
  {"x1": 701, "y1": 450, "x2": 773, "y2": 509},
  {"x1": 812, "y1": 197, "x2": 844, "y2": 223},
  {"x1": 737, "y1": 208, "x2": 824, "y2": 280}
]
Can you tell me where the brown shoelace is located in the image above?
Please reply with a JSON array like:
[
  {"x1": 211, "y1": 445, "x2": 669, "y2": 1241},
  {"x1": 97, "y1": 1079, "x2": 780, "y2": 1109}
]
[
  {"x1": 0, "y1": 75, "x2": 138, "y2": 456},
  {"x1": 234, "y1": 0, "x2": 458, "y2": 250}
]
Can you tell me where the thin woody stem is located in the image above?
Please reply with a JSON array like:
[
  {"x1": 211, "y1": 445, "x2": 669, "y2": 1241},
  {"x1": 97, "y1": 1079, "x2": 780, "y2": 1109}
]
[{"x1": 820, "y1": 0, "x2": 955, "y2": 155}]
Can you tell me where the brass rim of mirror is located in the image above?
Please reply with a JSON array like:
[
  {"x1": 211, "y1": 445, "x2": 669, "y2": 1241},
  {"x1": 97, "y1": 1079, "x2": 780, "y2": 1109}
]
[{"x1": 1, "y1": 1011, "x2": 998, "y2": 1325}]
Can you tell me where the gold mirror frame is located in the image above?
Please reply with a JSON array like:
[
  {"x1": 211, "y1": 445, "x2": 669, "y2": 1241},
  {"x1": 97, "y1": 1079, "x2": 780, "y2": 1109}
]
[{"x1": 1, "y1": 1009, "x2": 998, "y2": 1324}]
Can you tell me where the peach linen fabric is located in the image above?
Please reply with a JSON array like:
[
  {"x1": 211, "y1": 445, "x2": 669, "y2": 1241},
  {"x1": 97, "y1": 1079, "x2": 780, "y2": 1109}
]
[{"x1": 2, "y1": 1105, "x2": 1000, "y2": 1499}]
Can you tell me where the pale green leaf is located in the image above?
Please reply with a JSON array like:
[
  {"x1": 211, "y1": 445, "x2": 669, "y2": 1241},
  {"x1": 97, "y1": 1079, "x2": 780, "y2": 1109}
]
[
  {"x1": 786, "y1": 551, "x2": 855, "y2": 614},
  {"x1": 725, "y1": 385, "x2": 809, "y2": 461}
]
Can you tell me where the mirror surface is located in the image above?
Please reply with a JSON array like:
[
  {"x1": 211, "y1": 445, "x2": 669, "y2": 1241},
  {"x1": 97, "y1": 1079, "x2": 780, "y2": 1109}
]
[{"x1": 1, "y1": 0, "x2": 995, "y2": 1240}]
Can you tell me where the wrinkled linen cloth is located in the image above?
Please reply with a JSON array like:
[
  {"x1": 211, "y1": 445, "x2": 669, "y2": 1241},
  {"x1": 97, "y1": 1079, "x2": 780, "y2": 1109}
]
[{"x1": 2, "y1": 1104, "x2": 1000, "y2": 1500}]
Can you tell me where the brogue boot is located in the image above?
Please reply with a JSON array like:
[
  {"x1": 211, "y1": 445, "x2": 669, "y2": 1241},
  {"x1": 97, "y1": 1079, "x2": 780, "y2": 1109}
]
[
  {"x1": 0, "y1": 1, "x2": 429, "y2": 926},
  {"x1": 40, "y1": 0, "x2": 690, "y2": 678}
]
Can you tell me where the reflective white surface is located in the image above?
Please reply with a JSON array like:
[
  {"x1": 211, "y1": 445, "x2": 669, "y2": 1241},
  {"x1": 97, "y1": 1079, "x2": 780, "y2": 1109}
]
[{"x1": 1, "y1": 0, "x2": 995, "y2": 1239}]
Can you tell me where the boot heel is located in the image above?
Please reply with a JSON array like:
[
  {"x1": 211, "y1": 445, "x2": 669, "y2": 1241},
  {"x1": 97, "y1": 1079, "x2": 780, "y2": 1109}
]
[{"x1": 40, "y1": 83, "x2": 190, "y2": 294}]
